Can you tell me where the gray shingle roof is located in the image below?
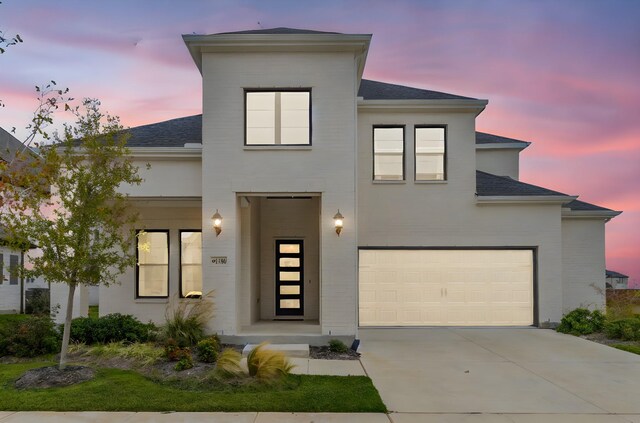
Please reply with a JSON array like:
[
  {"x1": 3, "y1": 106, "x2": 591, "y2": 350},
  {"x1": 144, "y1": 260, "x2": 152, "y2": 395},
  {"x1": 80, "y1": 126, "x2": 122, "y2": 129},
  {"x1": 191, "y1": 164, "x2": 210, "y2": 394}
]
[
  {"x1": 606, "y1": 269, "x2": 629, "y2": 278},
  {"x1": 476, "y1": 131, "x2": 530, "y2": 146},
  {"x1": 358, "y1": 79, "x2": 475, "y2": 100},
  {"x1": 126, "y1": 115, "x2": 202, "y2": 147},
  {"x1": 214, "y1": 27, "x2": 341, "y2": 35},
  {"x1": 0, "y1": 127, "x2": 27, "y2": 162},
  {"x1": 476, "y1": 171, "x2": 569, "y2": 197},
  {"x1": 564, "y1": 199, "x2": 614, "y2": 212}
]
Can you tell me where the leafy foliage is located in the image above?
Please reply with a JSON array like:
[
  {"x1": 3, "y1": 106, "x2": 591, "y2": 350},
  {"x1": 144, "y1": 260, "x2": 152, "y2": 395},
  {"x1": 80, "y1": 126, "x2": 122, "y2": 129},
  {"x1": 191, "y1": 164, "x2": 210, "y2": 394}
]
[
  {"x1": 246, "y1": 342, "x2": 294, "y2": 381},
  {"x1": 556, "y1": 308, "x2": 605, "y2": 336},
  {"x1": 0, "y1": 315, "x2": 60, "y2": 357},
  {"x1": 214, "y1": 348, "x2": 243, "y2": 379},
  {"x1": 163, "y1": 338, "x2": 192, "y2": 363},
  {"x1": 85, "y1": 341, "x2": 163, "y2": 367},
  {"x1": 328, "y1": 339, "x2": 349, "y2": 354},
  {"x1": 174, "y1": 354, "x2": 194, "y2": 371},
  {"x1": 70, "y1": 313, "x2": 157, "y2": 344},
  {"x1": 0, "y1": 99, "x2": 143, "y2": 369},
  {"x1": 163, "y1": 291, "x2": 215, "y2": 346},
  {"x1": 196, "y1": 336, "x2": 221, "y2": 363},
  {"x1": 25, "y1": 288, "x2": 50, "y2": 315},
  {"x1": 604, "y1": 317, "x2": 640, "y2": 341}
]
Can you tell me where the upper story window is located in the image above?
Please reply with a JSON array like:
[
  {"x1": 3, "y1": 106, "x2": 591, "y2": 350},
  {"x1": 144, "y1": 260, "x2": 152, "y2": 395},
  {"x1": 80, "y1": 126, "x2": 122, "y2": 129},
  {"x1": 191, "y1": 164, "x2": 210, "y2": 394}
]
[
  {"x1": 136, "y1": 230, "x2": 169, "y2": 298},
  {"x1": 415, "y1": 126, "x2": 446, "y2": 181},
  {"x1": 245, "y1": 90, "x2": 311, "y2": 145},
  {"x1": 373, "y1": 126, "x2": 404, "y2": 181}
]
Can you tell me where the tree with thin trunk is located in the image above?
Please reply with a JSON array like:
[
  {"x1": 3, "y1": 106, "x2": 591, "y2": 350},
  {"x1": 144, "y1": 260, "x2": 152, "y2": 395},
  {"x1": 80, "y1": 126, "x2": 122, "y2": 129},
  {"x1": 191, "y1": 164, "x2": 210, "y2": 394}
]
[{"x1": 0, "y1": 98, "x2": 142, "y2": 369}]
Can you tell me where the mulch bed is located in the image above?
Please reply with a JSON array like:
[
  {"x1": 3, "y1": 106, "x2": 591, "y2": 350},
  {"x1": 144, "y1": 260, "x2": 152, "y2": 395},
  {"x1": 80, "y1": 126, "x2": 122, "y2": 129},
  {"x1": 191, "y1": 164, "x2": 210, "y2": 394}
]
[
  {"x1": 581, "y1": 332, "x2": 639, "y2": 347},
  {"x1": 309, "y1": 346, "x2": 360, "y2": 360},
  {"x1": 14, "y1": 365, "x2": 95, "y2": 389}
]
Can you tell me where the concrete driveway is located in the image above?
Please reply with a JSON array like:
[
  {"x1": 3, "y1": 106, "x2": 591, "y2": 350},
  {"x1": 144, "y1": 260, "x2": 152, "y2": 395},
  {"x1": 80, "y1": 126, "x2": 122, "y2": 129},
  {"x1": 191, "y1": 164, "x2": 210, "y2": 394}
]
[{"x1": 359, "y1": 328, "x2": 640, "y2": 422}]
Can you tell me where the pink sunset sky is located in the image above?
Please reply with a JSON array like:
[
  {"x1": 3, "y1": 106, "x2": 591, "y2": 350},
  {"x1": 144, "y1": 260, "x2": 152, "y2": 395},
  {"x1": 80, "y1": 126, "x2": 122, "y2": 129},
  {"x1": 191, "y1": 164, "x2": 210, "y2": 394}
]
[{"x1": 1, "y1": 0, "x2": 639, "y2": 287}]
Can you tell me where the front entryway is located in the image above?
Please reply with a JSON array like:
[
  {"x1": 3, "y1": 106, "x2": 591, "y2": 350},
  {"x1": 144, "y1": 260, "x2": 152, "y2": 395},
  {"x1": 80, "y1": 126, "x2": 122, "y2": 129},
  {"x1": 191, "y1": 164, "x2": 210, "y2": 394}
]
[
  {"x1": 238, "y1": 195, "x2": 320, "y2": 327},
  {"x1": 275, "y1": 239, "x2": 304, "y2": 316}
]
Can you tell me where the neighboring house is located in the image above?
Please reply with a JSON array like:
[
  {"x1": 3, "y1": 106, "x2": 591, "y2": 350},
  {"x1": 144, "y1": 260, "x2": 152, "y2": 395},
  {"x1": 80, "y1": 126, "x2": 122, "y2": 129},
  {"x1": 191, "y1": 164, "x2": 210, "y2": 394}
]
[
  {"x1": 0, "y1": 128, "x2": 48, "y2": 313},
  {"x1": 606, "y1": 270, "x2": 629, "y2": 289},
  {"x1": 53, "y1": 28, "x2": 621, "y2": 339}
]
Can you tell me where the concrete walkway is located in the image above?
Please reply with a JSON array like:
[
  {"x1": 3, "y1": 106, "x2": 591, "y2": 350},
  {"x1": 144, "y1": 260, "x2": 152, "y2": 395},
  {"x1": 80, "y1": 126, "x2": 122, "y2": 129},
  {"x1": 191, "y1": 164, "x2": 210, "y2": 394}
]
[{"x1": 358, "y1": 327, "x2": 640, "y2": 422}]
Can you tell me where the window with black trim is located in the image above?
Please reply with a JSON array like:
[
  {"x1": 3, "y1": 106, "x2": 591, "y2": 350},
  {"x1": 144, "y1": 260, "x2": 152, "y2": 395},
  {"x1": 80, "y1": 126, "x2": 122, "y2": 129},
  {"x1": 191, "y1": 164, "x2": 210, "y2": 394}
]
[
  {"x1": 9, "y1": 255, "x2": 18, "y2": 285},
  {"x1": 180, "y1": 231, "x2": 202, "y2": 298},
  {"x1": 415, "y1": 126, "x2": 446, "y2": 181},
  {"x1": 245, "y1": 90, "x2": 311, "y2": 145},
  {"x1": 373, "y1": 126, "x2": 404, "y2": 181},
  {"x1": 136, "y1": 230, "x2": 169, "y2": 298}
]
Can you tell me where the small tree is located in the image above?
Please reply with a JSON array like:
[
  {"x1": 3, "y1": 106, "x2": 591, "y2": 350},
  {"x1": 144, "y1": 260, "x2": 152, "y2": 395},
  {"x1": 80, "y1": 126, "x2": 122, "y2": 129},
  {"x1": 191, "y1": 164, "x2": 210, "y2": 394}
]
[{"x1": 0, "y1": 98, "x2": 142, "y2": 369}]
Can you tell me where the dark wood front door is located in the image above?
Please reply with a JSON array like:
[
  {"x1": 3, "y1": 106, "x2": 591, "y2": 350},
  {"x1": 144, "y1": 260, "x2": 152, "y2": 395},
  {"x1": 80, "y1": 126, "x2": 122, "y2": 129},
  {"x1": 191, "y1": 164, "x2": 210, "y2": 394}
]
[{"x1": 275, "y1": 239, "x2": 304, "y2": 316}]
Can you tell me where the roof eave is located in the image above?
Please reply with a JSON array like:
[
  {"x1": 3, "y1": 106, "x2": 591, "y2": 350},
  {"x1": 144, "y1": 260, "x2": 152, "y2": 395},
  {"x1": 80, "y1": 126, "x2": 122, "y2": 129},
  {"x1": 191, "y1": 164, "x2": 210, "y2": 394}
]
[
  {"x1": 476, "y1": 195, "x2": 578, "y2": 205},
  {"x1": 358, "y1": 99, "x2": 488, "y2": 115},
  {"x1": 562, "y1": 209, "x2": 622, "y2": 220},
  {"x1": 476, "y1": 142, "x2": 531, "y2": 151},
  {"x1": 182, "y1": 33, "x2": 372, "y2": 75}
]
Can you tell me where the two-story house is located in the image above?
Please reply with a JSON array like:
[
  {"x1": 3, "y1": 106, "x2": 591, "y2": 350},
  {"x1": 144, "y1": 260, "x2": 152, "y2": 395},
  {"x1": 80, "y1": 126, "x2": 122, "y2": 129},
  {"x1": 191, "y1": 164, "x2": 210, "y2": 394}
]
[{"x1": 54, "y1": 28, "x2": 621, "y2": 342}]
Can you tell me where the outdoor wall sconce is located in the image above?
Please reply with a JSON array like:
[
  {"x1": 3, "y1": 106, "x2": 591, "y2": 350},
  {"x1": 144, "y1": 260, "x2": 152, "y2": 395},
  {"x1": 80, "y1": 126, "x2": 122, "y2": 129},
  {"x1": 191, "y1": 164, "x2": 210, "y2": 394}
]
[
  {"x1": 333, "y1": 210, "x2": 344, "y2": 236},
  {"x1": 212, "y1": 209, "x2": 223, "y2": 237}
]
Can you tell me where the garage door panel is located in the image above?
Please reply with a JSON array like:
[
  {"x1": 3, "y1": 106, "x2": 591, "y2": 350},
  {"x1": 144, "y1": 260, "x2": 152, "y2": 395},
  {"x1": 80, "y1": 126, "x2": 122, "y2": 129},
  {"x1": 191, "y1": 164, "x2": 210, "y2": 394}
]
[{"x1": 359, "y1": 249, "x2": 533, "y2": 327}]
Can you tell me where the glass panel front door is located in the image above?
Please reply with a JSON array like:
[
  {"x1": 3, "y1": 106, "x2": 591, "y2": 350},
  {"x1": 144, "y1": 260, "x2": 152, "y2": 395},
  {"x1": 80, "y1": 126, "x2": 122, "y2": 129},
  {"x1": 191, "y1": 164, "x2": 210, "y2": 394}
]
[{"x1": 276, "y1": 240, "x2": 304, "y2": 316}]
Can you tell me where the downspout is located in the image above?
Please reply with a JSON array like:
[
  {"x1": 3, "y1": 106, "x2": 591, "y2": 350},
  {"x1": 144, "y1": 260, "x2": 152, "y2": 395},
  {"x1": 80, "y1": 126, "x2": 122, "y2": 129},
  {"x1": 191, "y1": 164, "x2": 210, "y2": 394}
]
[{"x1": 19, "y1": 251, "x2": 25, "y2": 314}]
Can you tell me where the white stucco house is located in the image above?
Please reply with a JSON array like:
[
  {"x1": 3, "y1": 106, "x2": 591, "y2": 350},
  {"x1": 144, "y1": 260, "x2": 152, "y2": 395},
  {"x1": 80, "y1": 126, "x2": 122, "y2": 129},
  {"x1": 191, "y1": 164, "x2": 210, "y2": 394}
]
[
  {"x1": 606, "y1": 270, "x2": 629, "y2": 290},
  {"x1": 0, "y1": 128, "x2": 49, "y2": 314},
  {"x1": 53, "y1": 28, "x2": 621, "y2": 341}
]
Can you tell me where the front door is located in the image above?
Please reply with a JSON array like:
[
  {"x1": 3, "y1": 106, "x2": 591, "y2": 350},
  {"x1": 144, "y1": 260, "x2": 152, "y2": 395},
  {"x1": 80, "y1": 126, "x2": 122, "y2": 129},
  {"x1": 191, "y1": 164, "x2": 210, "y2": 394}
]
[{"x1": 275, "y1": 239, "x2": 304, "y2": 316}]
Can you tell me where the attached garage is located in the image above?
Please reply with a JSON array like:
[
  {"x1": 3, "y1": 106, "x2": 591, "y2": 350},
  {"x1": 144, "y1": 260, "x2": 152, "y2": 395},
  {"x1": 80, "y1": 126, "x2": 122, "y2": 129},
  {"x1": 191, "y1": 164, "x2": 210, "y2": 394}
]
[{"x1": 358, "y1": 249, "x2": 535, "y2": 327}]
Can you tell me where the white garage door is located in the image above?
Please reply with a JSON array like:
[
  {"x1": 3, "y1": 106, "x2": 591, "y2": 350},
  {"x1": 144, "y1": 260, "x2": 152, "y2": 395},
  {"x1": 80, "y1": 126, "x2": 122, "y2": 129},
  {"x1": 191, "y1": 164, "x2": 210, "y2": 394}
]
[{"x1": 359, "y1": 249, "x2": 534, "y2": 326}]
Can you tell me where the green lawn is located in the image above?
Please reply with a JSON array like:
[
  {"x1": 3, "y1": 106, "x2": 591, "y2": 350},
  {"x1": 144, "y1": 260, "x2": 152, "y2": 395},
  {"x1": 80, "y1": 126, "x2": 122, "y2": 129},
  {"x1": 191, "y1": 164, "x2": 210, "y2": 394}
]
[
  {"x1": 0, "y1": 363, "x2": 386, "y2": 413},
  {"x1": 613, "y1": 344, "x2": 640, "y2": 355}
]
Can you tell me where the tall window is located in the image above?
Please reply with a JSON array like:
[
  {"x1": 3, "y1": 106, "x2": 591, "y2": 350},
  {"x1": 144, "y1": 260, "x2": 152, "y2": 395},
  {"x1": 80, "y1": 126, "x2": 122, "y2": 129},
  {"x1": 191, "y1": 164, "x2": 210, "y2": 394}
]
[
  {"x1": 373, "y1": 126, "x2": 404, "y2": 181},
  {"x1": 9, "y1": 255, "x2": 18, "y2": 285},
  {"x1": 180, "y1": 231, "x2": 202, "y2": 298},
  {"x1": 0, "y1": 253, "x2": 3, "y2": 284},
  {"x1": 136, "y1": 231, "x2": 169, "y2": 298},
  {"x1": 415, "y1": 126, "x2": 446, "y2": 181},
  {"x1": 246, "y1": 90, "x2": 311, "y2": 145}
]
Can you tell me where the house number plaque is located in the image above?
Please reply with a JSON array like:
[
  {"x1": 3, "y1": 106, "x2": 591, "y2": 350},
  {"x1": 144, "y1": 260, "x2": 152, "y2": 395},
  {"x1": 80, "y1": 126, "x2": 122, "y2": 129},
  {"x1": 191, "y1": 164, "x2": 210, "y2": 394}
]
[{"x1": 211, "y1": 256, "x2": 228, "y2": 265}]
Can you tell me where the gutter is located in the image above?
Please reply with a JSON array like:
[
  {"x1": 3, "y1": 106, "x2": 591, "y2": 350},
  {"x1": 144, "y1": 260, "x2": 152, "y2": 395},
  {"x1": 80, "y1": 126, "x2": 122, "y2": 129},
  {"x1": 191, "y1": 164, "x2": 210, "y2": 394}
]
[
  {"x1": 358, "y1": 99, "x2": 488, "y2": 116},
  {"x1": 476, "y1": 142, "x2": 531, "y2": 151},
  {"x1": 476, "y1": 195, "x2": 578, "y2": 205}
]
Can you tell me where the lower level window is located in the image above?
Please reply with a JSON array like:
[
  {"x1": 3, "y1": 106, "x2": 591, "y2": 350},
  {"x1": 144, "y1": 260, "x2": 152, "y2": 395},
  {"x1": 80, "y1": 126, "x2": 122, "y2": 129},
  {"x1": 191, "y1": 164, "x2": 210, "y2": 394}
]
[
  {"x1": 136, "y1": 230, "x2": 169, "y2": 298},
  {"x1": 180, "y1": 231, "x2": 202, "y2": 298}
]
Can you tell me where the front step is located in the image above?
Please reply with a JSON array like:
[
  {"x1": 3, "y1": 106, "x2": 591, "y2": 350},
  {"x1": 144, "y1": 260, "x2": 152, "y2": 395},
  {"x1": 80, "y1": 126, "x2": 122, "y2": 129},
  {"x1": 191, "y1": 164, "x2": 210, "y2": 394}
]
[{"x1": 242, "y1": 343, "x2": 310, "y2": 358}]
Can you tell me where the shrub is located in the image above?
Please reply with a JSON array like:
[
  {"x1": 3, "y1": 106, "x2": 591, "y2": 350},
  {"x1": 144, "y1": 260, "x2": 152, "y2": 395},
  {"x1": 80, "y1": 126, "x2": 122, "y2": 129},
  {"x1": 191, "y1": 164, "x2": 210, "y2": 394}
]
[
  {"x1": 604, "y1": 317, "x2": 640, "y2": 341},
  {"x1": 0, "y1": 315, "x2": 60, "y2": 357},
  {"x1": 214, "y1": 348, "x2": 243, "y2": 379},
  {"x1": 247, "y1": 342, "x2": 294, "y2": 381},
  {"x1": 164, "y1": 338, "x2": 192, "y2": 362},
  {"x1": 556, "y1": 308, "x2": 605, "y2": 335},
  {"x1": 70, "y1": 313, "x2": 157, "y2": 344},
  {"x1": 25, "y1": 288, "x2": 50, "y2": 315},
  {"x1": 163, "y1": 292, "x2": 215, "y2": 346},
  {"x1": 174, "y1": 352, "x2": 194, "y2": 371},
  {"x1": 328, "y1": 339, "x2": 349, "y2": 354},
  {"x1": 196, "y1": 336, "x2": 220, "y2": 363}
]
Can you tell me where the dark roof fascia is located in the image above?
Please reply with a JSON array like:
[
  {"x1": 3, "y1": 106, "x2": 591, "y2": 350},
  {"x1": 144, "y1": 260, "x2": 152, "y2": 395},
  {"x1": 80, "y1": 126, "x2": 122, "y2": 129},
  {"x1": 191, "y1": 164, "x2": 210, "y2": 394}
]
[{"x1": 606, "y1": 270, "x2": 629, "y2": 278}]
